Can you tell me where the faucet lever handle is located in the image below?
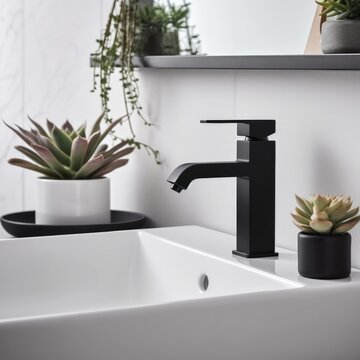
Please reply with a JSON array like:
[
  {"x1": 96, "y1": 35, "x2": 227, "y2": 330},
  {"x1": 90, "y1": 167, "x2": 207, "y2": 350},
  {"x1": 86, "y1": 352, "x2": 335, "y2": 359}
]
[{"x1": 200, "y1": 119, "x2": 275, "y2": 140}]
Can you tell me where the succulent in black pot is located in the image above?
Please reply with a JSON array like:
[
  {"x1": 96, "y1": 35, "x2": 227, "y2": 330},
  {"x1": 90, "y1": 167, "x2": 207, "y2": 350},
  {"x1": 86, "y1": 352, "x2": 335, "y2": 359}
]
[{"x1": 292, "y1": 194, "x2": 360, "y2": 279}]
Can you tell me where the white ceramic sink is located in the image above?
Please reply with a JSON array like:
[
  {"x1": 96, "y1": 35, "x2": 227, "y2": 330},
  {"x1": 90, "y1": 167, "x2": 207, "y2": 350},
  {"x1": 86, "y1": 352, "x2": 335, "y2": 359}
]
[
  {"x1": 0, "y1": 227, "x2": 298, "y2": 321},
  {"x1": 1, "y1": 226, "x2": 360, "y2": 360}
]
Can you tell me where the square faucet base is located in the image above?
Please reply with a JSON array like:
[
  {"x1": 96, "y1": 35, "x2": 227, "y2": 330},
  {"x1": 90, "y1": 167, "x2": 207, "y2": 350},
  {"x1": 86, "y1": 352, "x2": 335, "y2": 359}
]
[{"x1": 232, "y1": 250, "x2": 279, "y2": 258}]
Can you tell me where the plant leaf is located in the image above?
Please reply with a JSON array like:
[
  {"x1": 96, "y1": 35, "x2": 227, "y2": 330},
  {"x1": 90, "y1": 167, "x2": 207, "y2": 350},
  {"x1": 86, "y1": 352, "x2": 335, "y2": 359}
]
[
  {"x1": 3, "y1": 121, "x2": 34, "y2": 146},
  {"x1": 32, "y1": 144, "x2": 74, "y2": 178},
  {"x1": 332, "y1": 215, "x2": 360, "y2": 234},
  {"x1": 62, "y1": 120, "x2": 74, "y2": 132},
  {"x1": 70, "y1": 137, "x2": 88, "y2": 171},
  {"x1": 37, "y1": 135, "x2": 70, "y2": 166},
  {"x1": 93, "y1": 147, "x2": 134, "y2": 176},
  {"x1": 105, "y1": 146, "x2": 134, "y2": 164},
  {"x1": 68, "y1": 130, "x2": 78, "y2": 140},
  {"x1": 47, "y1": 119, "x2": 55, "y2": 133},
  {"x1": 51, "y1": 126, "x2": 73, "y2": 155},
  {"x1": 95, "y1": 144, "x2": 108, "y2": 156},
  {"x1": 325, "y1": 199, "x2": 344, "y2": 216},
  {"x1": 292, "y1": 219, "x2": 317, "y2": 234},
  {"x1": 313, "y1": 195, "x2": 332, "y2": 211},
  {"x1": 15, "y1": 145, "x2": 49, "y2": 167},
  {"x1": 85, "y1": 131, "x2": 101, "y2": 161},
  {"x1": 77, "y1": 123, "x2": 86, "y2": 138},
  {"x1": 291, "y1": 213, "x2": 310, "y2": 225},
  {"x1": 27, "y1": 116, "x2": 49, "y2": 137},
  {"x1": 102, "y1": 140, "x2": 127, "y2": 158},
  {"x1": 15, "y1": 125, "x2": 39, "y2": 143},
  {"x1": 8, "y1": 158, "x2": 62, "y2": 179},
  {"x1": 309, "y1": 219, "x2": 333, "y2": 234},
  {"x1": 111, "y1": 146, "x2": 135, "y2": 159},
  {"x1": 337, "y1": 206, "x2": 360, "y2": 223},
  {"x1": 91, "y1": 159, "x2": 129, "y2": 178},
  {"x1": 90, "y1": 111, "x2": 105, "y2": 135},
  {"x1": 295, "y1": 207, "x2": 310, "y2": 220},
  {"x1": 330, "y1": 202, "x2": 353, "y2": 222},
  {"x1": 74, "y1": 155, "x2": 105, "y2": 179},
  {"x1": 97, "y1": 118, "x2": 122, "y2": 146},
  {"x1": 295, "y1": 194, "x2": 312, "y2": 216}
]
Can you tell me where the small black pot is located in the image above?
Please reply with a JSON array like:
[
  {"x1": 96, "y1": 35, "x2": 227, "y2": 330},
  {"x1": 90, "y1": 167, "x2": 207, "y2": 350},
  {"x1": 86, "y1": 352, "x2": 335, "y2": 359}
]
[
  {"x1": 139, "y1": 31, "x2": 164, "y2": 56},
  {"x1": 162, "y1": 31, "x2": 180, "y2": 55},
  {"x1": 298, "y1": 232, "x2": 351, "y2": 279}
]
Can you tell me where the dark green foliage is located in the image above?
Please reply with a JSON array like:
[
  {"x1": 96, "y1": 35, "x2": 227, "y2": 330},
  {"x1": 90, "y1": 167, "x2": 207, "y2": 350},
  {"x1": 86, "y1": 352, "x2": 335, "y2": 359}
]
[{"x1": 317, "y1": 0, "x2": 360, "y2": 20}]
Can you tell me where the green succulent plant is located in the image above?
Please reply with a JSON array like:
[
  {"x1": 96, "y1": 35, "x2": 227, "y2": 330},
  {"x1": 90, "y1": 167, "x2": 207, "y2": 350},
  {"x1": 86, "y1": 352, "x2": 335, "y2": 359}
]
[
  {"x1": 137, "y1": 5, "x2": 170, "y2": 34},
  {"x1": 4, "y1": 113, "x2": 134, "y2": 180},
  {"x1": 136, "y1": 2, "x2": 199, "y2": 55},
  {"x1": 316, "y1": 0, "x2": 360, "y2": 20},
  {"x1": 291, "y1": 194, "x2": 360, "y2": 235}
]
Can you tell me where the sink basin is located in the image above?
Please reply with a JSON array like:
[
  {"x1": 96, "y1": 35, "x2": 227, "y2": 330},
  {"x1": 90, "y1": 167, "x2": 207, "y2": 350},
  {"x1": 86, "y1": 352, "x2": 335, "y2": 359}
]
[
  {"x1": 0, "y1": 226, "x2": 360, "y2": 360},
  {"x1": 0, "y1": 227, "x2": 298, "y2": 321}
]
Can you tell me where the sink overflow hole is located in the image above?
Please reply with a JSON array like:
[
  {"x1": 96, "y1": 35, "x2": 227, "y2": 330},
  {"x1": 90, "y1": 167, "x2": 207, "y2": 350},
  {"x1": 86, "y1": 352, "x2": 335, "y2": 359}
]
[{"x1": 199, "y1": 274, "x2": 209, "y2": 292}]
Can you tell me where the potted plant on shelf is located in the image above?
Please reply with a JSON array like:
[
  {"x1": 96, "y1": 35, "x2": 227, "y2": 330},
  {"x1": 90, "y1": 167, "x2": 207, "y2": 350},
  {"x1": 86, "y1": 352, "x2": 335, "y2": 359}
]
[
  {"x1": 316, "y1": 0, "x2": 360, "y2": 53},
  {"x1": 292, "y1": 194, "x2": 360, "y2": 279},
  {"x1": 136, "y1": 4, "x2": 169, "y2": 56},
  {"x1": 136, "y1": 3, "x2": 199, "y2": 56},
  {"x1": 4, "y1": 114, "x2": 134, "y2": 226}
]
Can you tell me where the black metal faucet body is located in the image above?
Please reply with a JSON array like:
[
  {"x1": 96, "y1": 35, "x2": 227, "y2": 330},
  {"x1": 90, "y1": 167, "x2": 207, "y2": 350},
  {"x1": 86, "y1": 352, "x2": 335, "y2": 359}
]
[{"x1": 167, "y1": 120, "x2": 278, "y2": 258}]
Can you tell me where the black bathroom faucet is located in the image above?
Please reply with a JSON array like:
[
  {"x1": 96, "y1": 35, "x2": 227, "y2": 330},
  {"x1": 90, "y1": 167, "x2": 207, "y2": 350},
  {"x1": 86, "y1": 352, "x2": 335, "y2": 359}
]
[{"x1": 167, "y1": 120, "x2": 278, "y2": 258}]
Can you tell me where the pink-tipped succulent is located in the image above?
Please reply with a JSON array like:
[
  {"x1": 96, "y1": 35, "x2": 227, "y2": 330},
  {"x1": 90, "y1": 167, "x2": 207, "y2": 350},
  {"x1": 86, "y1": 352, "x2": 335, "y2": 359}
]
[
  {"x1": 291, "y1": 194, "x2": 360, "y2": 235},
  {"x1": 4, "y1": 113, "x2": 134, "y2": 179}
]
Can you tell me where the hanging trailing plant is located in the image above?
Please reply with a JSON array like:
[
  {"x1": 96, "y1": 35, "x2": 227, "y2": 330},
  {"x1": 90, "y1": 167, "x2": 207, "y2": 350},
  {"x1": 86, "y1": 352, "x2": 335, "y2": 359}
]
[
  {"x1": 92, "y1": 0, "x2": 160, "y2": 163},
  {"x1": 91, "y1": 0, "x2": 200, "y2": 165}
]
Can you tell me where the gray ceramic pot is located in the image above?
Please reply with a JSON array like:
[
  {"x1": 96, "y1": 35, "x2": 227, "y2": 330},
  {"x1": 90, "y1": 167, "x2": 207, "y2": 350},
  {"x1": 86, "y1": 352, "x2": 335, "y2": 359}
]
[{"x1": 322, "y1": 20, "x2": 360, "y2": 54}]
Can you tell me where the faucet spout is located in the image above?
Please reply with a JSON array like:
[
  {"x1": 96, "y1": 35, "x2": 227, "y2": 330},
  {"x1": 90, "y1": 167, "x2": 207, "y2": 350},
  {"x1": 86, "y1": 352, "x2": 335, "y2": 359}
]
[{"x1": 167, "y1": 161, "x2": 250, "y2": 193}]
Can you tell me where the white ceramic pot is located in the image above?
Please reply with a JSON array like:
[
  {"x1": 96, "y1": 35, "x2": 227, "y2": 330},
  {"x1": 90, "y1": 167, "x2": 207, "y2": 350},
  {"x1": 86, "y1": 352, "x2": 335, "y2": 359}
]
[{"x1": 36, "y1": 178, "x2": 111, "y2": 225}]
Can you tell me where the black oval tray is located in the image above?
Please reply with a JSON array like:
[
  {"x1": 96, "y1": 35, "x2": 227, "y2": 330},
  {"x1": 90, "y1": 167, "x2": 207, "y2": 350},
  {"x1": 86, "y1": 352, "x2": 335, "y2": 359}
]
[{"x1": 1, "y1": 210, "x2": 146, "y2": 237}]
